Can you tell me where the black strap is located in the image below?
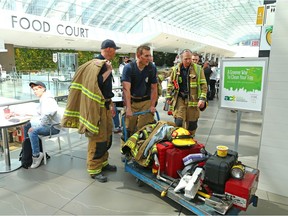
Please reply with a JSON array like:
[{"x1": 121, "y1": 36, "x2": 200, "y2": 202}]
[
  {"x1": 131, "y1": 96, "x2": 150, "y2": 103},
  {"x1": 173, "y1": 135, "x2": 194, "y2": 139}
]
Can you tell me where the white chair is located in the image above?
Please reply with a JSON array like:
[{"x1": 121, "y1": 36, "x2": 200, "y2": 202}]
[{"x1": 39, "y1": 124, "x2": 73, "y2": 165}]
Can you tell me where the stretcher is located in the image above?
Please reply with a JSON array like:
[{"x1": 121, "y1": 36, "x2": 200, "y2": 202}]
[{"x1": 121, "y1": 111, "x2": 258, "y2": 215}]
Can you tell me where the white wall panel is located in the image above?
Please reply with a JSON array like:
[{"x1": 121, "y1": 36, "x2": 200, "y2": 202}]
[
  {"x1": 260, "y1": 167, "x2": 288, "y2": 195},
  {"x1": 265, "y1": 91, "x2": 288, "y2": 104},
  {"x1": 258, "y1": 0, "x2": 288, "y2": 197}
]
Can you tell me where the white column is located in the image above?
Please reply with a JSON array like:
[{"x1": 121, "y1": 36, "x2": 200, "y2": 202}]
[{"x1": 258, "y1": 0, "x2": 288, "y2": 197}]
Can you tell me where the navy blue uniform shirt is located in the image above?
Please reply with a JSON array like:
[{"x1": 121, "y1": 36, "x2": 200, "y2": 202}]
[
  {"x1": 179, "y1": 65, "x2": 189, "y2": 94},
  {"x1": 122, "y1": 61, "x2": 157, "y2": 97}
]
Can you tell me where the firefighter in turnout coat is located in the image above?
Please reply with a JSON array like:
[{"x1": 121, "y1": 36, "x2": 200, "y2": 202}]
[
  {"x1": 166, "y1": 49, "x2": 207, "y2": 137},
  {"x1": 62, "y1": 39, "x2": 120, "y2": 183}
]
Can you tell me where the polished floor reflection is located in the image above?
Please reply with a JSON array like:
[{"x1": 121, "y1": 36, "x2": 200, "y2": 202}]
[{"x1": 0, "y1": 96, "x2": 288, "y2": 215}]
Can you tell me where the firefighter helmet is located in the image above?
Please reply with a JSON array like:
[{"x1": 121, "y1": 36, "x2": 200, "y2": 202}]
[{"x1": 171, "y1": 127, "x2": 196, "y2": 146}]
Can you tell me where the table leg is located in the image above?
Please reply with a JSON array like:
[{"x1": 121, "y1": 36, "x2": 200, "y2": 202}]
[
  {"x1": 0, "y1": 129, "x2": 4, "y2": 154},
  {"x1": 0, "y1": 128, "x2": 22, "y2": 173},
  {"x1": 2, "y1": 128, "x2": 10, "y2": 166}
]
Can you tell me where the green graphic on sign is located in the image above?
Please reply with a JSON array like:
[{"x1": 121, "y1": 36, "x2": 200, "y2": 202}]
[{"x1": 224, "y1": 66, "x2": 263, "y2": 92}]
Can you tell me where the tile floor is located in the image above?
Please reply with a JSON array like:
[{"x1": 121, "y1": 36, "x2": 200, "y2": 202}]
[{"x1": 1, "y1": 91, "x2": 288, "y2": 214}]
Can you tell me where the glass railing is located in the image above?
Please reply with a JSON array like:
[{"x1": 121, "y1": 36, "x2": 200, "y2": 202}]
[{"x1": 0, "y1": 71, "x2": 70, "y2": 100}]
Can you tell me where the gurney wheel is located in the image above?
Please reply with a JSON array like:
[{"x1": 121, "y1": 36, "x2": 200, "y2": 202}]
[
  {"x1": 252, "y1": 195, "x2": 258, "y2": 207},
  {"x1": 135, "y1": 178, "x2": 144, "y2": 187}
]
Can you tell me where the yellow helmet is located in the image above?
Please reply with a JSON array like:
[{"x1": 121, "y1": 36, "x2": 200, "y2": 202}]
[{"x1": 171, "y1": 128, "x2": 196, "y2": 146}]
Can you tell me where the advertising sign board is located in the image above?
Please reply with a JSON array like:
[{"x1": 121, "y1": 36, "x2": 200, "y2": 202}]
[{"x1": 219, "y1": 58, "x2": 268, "y2": 112}]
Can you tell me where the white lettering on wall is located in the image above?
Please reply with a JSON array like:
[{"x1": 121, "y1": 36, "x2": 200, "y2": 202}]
[{"x1": 11, "y1": 15, "x2": 88, "y2": 38}]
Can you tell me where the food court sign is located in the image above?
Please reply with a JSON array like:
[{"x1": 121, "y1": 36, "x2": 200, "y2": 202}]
[
  {"x1": 219, "y1": 58, "x2": 268, "y2": 112},
  {"x1": 0, "y1": 10, "x2": 89, "y2": 38}
]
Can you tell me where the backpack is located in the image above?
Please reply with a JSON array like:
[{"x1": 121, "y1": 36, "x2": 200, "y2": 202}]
[{"x1": 19, "y1": 138, "x2": 50, "y2": 169}]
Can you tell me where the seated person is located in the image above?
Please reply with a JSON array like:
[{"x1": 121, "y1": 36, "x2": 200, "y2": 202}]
[{"x1": 24, "y1": 81, "x2": 61, "y2": 168}]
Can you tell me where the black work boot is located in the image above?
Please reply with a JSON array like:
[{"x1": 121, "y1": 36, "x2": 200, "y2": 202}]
[
  {"x1": 91, "y1": 173, "x2": 107, "y2": 183},
  {"x1": 102, "y1": 164, "x2": 117, "y2": 172}
]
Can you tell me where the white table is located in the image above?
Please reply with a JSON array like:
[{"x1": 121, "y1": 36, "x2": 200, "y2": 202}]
[
  {"x1": 0, "y1": 117, "x2": 30, "y2": 173},
  {"x1": 112, "y1": 96, "x2": 123, "y2": 107}
]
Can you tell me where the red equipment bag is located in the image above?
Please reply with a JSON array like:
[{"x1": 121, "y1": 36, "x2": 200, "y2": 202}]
[
  {"x1": 152, "y1": 141, "x2": 174, "y2": 173},
  {"x1": 225, "y1": 167, "x2": 259, "y2": 211},
  {"x1": 165, "y1": 143, "x2": 205, "y2": 178}
]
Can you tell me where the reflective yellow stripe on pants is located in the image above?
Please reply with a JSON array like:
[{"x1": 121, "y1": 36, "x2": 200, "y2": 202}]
[{"x1": 87, "y1": 108, "x2": 112, "y2": 175}]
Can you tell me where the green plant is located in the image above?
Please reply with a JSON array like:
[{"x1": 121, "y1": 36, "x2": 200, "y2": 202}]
[{"x1": 15, "y1": 48, "x2": 121, "y2": 71}]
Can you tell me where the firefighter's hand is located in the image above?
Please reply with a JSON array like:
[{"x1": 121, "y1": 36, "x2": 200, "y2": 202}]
[
  {"x1": 150, "y1": 106, "x2": 156, "y2": 114},
  {"x1": 105, "y1": 61, "x2": 113, "y2": 73},
  {"x1": 198, "y1": 100, "x2": 205, "y2": 109},
  {"x1": 167, "y1": 99, "x2": 172, "y2": 105},
  {"x1": 110, "y1": 105, "x2": 116, "y2": 117},
  {"x1": 126, "y1": 108, "x2": 133, "y2": 117}
]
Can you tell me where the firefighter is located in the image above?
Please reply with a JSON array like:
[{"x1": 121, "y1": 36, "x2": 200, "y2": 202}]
[
  {"x1": 122, "y1": 45, "x2": 158, "y2": 137},
  {"x1": 62, "y1": 39, "x2": 120, "y2": 183},
  {"x1": 165, "y1": 49, "x2": 207, "y2": 137}
]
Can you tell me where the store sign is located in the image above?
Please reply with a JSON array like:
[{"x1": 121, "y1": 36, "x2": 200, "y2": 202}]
[
  {"x1": 265, "y1": 4, "x2": 276, "y2": 26},
  {"x1": 251, "y1": 40, "x2": 259, "y2": 47},
  {"x1": 256, "y1": 4, "x2": 276, "y2": 27},
  {"x1": 256, "y1": 5, "x2": 265, "y2": 26},
  {"x1": 52, "y1": 53, "x2": 57, "y2": 63},
  {"x1": 257, "y1": 3, "x2": 275, "y2": 51},
  {"x1": 259, "y1": 25, "x2": 273, "y2": 51},
  {"x1": 10, "y1": 15, "x2": 89, "y2": 38}
]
